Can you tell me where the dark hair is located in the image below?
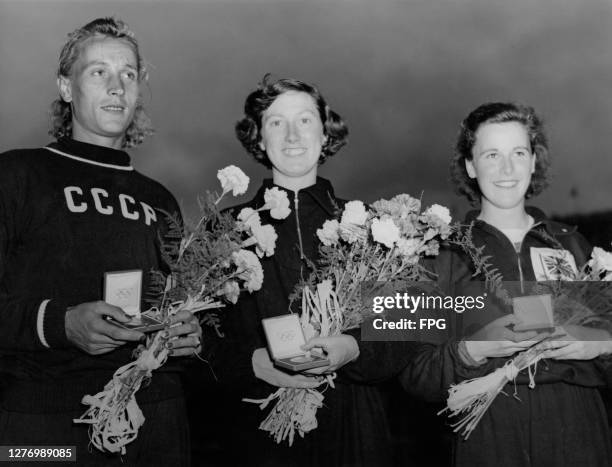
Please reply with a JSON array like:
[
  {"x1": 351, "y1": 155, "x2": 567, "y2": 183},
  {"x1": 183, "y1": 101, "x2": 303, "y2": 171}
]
[
  {"x1": 49, "y1": 17, "x2": 153, "y2": 148},
  {"x1": 451, "y1": 102, "x2": 551, "y2": 205},
  {"x1": 235, "y1": 74, "x2": 348, "y2": 168}
]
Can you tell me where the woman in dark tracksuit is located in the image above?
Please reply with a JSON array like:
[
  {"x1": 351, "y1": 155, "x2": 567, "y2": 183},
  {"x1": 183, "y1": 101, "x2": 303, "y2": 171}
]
[
  {"x1": 400, "y1": 102, "x2": 612, "y2": 467},
  {"x1": 204, "y1": 76, "x2": 408, "y2": 467}
]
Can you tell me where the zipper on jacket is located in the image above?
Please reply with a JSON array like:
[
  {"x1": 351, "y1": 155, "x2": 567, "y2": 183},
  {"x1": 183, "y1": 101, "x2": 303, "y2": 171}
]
[
  {"x1": 517, "y1": 220, "x2": 542, "y2": 294},
  {"x1": 294, "y1": 191, "x2": 305, "y2": 260},
  {"x1": 517, "y1": 252, "x2": 525, "y2": 294},
  {"x1": 516, "y1": 221, "x2": 542, "y2": 294}
]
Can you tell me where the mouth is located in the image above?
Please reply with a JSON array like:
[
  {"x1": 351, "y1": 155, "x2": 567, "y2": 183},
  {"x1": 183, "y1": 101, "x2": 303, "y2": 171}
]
[
  {"x1": 493, "y1": 180, "x2": 519, "y2": 188},
  {"x1": 100, "y1": 105, "x2": 126, "y2": 113},
  {"x1": 283, "y1": 147, "x2": 307, "y2": 156}
]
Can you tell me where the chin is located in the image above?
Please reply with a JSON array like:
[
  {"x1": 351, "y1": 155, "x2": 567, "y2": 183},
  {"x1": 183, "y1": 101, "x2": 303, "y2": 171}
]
[
  {"x1": 484, "y1": 189, "x2": 527, "y2": 206},
  {"x1": 286, "y1": 165, "x2": 314, "y2": 176},
  {"x1": 100, "y1": 124, "x2": 130, "y2": 135},
  {"x1": 491, "y1": 199, "x2": 525, "y2": 210},
  {"x1": 100, "y1": 115, "x2": 131, "y2": 128}
]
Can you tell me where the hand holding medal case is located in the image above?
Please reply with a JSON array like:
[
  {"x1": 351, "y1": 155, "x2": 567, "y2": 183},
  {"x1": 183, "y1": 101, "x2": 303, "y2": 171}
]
[
  {"x1": 103, "y1": 270, "x2": 164, "y2": 332},
  {"x1": 262, "y1": 314, "x2": 329, "y2": 372},
  {"x1": 512, "y1": 293, "x2": 555, "y2": 333}
]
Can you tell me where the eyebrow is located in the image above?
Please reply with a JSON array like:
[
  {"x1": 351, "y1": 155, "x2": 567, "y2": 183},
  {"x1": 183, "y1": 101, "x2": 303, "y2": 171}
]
[
  {"x1": 478, "y1": 145, "x2": 530, "y2": 155},
  {"x1": 82, "y1": 60, "x2": 138, "y2": 70},
  {"x1": 263, "y1": 109, "x2": 317, "y2": 121}
]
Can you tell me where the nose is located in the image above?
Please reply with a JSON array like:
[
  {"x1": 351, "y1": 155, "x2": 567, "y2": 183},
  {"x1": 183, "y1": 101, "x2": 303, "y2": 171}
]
[
  {"x1": 285, "y1": 122, "x2": 299, "y2": 143},
  {"x1": 500, "y1": 154, "x2": 514, "y2": 175},
  {"x1": 107, "y1": 73, "x2": 125, "y2": 97}
]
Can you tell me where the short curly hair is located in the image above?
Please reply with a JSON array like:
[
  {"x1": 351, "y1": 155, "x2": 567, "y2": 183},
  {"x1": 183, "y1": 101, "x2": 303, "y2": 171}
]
[
  {"x1": 450, "y1": 102, "x2": 551, "y2": 205},
  {"x1": 235, "y1": 75, "x2": 348, "y2": 168},
  {"x1": 49, "y1": 17, "x2": 153, "y2": 148}
]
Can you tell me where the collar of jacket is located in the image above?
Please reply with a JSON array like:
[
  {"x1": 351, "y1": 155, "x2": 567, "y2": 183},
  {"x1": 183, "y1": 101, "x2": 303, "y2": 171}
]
[
  {"x1": 253, "y1": 176, "x2": 338, "y2": 216},
  {"x1": 48, "y1": 137, "x2": 132, "y2": 168},
  {"x1": 464, "y1": 206, "x2": 578, "y2": 245}
]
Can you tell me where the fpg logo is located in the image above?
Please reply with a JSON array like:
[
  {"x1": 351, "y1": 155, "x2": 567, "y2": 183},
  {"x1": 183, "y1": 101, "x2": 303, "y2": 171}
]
[{"x1": 419, "y1": 318, "x2": 446, "y2": 330}]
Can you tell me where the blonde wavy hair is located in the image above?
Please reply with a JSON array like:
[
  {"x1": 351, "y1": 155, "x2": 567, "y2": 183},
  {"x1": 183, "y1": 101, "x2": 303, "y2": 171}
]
[{"x1": 49, "y1": 17, "x2": 153, "y2": 148}]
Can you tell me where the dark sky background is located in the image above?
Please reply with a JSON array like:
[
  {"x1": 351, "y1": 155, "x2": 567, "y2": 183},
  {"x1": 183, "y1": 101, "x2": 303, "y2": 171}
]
[{"x1": 1, "y1": 0, "x2": 612, "y2": 221}]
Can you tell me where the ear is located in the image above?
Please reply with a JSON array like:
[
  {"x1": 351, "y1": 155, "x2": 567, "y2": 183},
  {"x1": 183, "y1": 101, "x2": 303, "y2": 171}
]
[
  {"x1": 58, "y1": 76, "x2": 72, "y2": 103},
  {"x1": 530, "y1": 151, "x2": 536, "y2": 174},
  {"x1": 465, "y1": 158, "x2": 477, "y2": 179},
  {"x1": 258, "y1": 139, "x2": 265, "y2": 152}
]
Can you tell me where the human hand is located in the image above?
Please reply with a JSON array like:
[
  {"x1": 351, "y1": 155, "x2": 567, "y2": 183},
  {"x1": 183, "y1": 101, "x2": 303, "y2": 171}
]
[
  {"x1": 301, "y1": 334, "x2": 360, "y2": 374},
  {"x1": 164, "y1": 309, "x2": 203, "y2": 357},
  {"x1": 464, "y1": 314, "x2": 546, "y2": 361},
  {"x1": 65, "y1": 301, "x2": 144, "y2": 355},
  {"x1": 540, "y1": 325, "x2": 612, "y2": 360},
  {"x1": 252, "y1": 348, "x2": 323, "y2": 388}
]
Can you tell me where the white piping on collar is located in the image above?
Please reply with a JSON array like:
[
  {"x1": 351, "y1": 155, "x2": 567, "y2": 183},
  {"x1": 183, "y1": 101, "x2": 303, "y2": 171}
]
[{"x1": 45, "y1": 146, "x2": 134, "y2": 171}]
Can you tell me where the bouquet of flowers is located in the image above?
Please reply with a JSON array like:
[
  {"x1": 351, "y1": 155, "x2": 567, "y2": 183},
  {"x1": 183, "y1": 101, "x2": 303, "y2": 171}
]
[
  {"x1": 244, "y1": 194, "x2": 452, "y2": 445},
  {"x1": 73, "y1": 166, "x2": 291, "y2": 455},
  {"x1": 439, "y1": 241, "x2": 612, "y2": 440}
]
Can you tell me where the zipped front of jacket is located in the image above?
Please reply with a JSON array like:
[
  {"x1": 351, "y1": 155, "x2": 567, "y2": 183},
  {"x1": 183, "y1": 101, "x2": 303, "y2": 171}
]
[
  {"x1": 241, "y1": 177, "x2": 339, "y2": 269},
  {"x1": 473, "y1": 219, "x2": 552, "y2": 287},
  {"x1": 294, "y1": 190, "x2": 305, "y2": 260},
  {"x1": 438, "y1": 213, "x2": 603, "y2": 388}
]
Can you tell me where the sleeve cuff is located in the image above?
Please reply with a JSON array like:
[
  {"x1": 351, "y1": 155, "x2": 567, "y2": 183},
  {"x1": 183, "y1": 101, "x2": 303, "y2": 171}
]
[
  {"x1": 337, "y1": 328, "x2": 362, "y2": 374},
  {"x1": 344, "y1": 328, "x2": 361, "y2": 361},
  {"x1": 36, "y1": 299, "x2": 51, "y2": 348},
  {"x1": 42, "y1": 299, "x2": 71, "y2": 349},
  {"x1": 456, "y1": 340, "x2": 488, "y2": 367}
]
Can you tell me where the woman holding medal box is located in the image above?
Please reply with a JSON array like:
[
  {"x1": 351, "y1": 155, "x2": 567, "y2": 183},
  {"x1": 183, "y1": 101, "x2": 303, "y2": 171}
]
[
  {"x1": 400, "y1": 102, "x2": 612, "y2": 466},
  {"x1": 202, "y1": 75, "x2": 406, "y2": 466}
]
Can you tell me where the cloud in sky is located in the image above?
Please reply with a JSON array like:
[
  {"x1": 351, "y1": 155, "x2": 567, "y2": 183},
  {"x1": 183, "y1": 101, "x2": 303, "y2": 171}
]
[{"x1": 1, "y1": 0, "x2": 612, "y2": 219}]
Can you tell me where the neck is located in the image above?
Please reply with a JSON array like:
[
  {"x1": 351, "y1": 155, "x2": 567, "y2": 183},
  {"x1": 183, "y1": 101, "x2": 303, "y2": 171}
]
[
  {"x1": 71, "y1": 126, "x2": 125, "y2": 150},
  {"x1": 478, "y1": 199, "x2": 531, "y2": 230},
  {"x1": 272, "y1": 171, "x2": 317, "y2": 192}
]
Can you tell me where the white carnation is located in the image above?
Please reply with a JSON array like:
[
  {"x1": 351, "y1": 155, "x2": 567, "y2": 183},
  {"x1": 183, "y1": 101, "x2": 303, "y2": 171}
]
[
  {"x1": 316, "y1": 219, "x2": 340, "y2": 246},
  {"x1": 424, "y1": 228, "x2": 437, "y2": 241},
  {"x1": 341, "y1": 200, "x2": 368, "y2": 226},
  {"x1": 237, "y1": 207, "x2": 261, "y2": 231},
  {"x1": 424, "y1": 204, "x2": 452, "y2": 225},
  {"x1": 232, "y1": 249, "x2": 264, "y2": 292},
  {"x1": 371, "y1": 217, "x2": 401, "y2": 248},
  {"x1": 589, "y1": 247, "x2": 612, "y2": 273},
  {"x1": 263, "y1": 187, "x2": 291, "y2": 219},
  {"x1": 219, "y1": 280, "x2": 240, "y2": 304},
  {"x1": 339, "y1": 223, "x2": 366, "y2": 244},
  {"x1": 217, "y1": 165, "x2": 249, "y2": 196},
  {"x1": 251, "y1": 224, "x2": 278, "y2": 258},
  {"x1": 397, "y1": 237, "x2": 422, "y2": 259}
]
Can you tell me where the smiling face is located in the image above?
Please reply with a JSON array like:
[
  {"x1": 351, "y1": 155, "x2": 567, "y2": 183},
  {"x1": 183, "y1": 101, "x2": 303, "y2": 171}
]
[
  {"x1": 58, "y1": 35, "x2": 140, "y2": 149},
  {"x1": 259, "y1": 91, "x2": 326, "y2": 189},
  {"x1": 466, "y1": 121, "x2": 536, "y2": 213}
]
